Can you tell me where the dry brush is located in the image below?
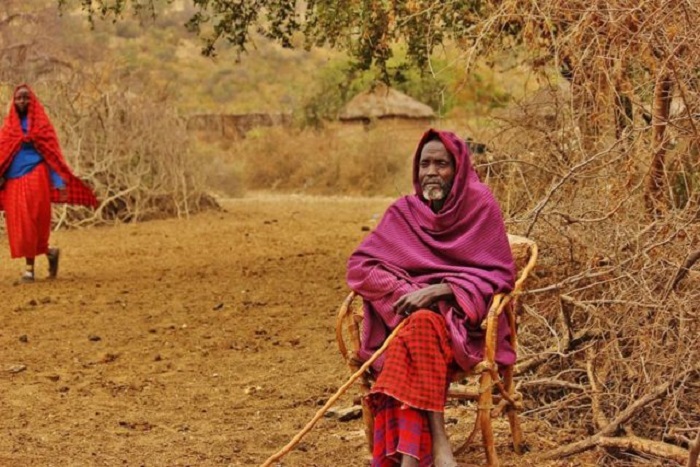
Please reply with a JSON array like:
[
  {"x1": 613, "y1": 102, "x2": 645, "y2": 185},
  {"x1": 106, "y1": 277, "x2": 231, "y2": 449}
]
[
  {"x1": 468, "y1": 2, "x2": 700, "y2": 463},
  {"x1": 48, "y1": 82, "x2": 218, "y2": 227}
]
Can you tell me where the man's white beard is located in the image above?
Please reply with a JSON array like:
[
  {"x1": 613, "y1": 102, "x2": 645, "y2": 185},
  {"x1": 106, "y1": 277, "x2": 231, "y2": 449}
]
[{"x1": 423, "y1": 185, "x2": 447, "y2": 201}]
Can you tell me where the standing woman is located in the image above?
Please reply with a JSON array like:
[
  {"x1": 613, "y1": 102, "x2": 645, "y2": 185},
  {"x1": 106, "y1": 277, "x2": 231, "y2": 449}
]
[{"x1": 0, "y1": 84, "x2": 97, "y2": 283}]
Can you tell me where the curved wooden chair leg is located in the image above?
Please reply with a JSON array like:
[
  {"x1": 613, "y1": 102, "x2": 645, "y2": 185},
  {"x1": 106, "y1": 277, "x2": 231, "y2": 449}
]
[
  {"x1": 502, "y1": 366, "x2": 523, "y2": 454},
  {"x1": 361, "y1": 395, "x2": 374, "y2": 453},
  {"x1": 478, "y1": 370, "x2": 499, "y2": 466},
  {"x1": 507, "y1": 408, "x2": 523, "y2": 455}
]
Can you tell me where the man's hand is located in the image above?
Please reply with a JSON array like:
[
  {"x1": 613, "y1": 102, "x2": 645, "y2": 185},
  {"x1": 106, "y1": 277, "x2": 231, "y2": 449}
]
[{"x1": 393, "y1": 283, "x2": 453, "y2": 316}]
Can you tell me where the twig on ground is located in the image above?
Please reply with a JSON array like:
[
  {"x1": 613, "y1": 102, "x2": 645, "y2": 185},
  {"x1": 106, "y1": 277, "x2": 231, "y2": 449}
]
[
  {"x1": 539, "y1": 363, "x2": 700, "y2": 462},
  {"x1": 597, "y1": 435, "x2": 688, "y2": 464},
  {"x1": 586, "y1": 347, "x2": 609, "y2": 430},
  {"x1": 688, "y1": 429, "x2": 700, "y2": 467}
]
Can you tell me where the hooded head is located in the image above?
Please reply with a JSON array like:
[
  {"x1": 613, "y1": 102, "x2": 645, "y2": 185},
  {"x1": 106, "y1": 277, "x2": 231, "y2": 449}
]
[
  {"x1": 13, "y1": 85, "x2": 32, "y2": 118},
  {"x1": 2, "y1": 84, "x2": 58, "y2": 143},
  {"x1": 416, "y1": 134, "x2": 456, "y2": 212},
  {"x1": 412, "y1": 129, "x2": 478, "y2": 217}
]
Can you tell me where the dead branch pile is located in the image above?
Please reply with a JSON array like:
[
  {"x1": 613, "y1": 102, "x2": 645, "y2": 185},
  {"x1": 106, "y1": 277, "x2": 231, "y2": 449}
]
[
  {"x1": 48, "y1": 85, "x2": 218, "y2": 227},
  {"x1": 468, "y1": 2, "x2": 700, "y2": 464}
]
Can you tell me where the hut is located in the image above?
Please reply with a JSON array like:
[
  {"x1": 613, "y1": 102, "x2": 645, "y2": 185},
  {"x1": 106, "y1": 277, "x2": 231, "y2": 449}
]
[{"x1": 339, "y1": 84, "x2": 435, "y2": 123}]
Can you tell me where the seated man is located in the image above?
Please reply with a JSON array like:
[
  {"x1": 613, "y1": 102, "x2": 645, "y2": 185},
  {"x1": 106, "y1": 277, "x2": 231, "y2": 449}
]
[{"x1": 346, "y1": 129, "x2": 516, "y2": 467}]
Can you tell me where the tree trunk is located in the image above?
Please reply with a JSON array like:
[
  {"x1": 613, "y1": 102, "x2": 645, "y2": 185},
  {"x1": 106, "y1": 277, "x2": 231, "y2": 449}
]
[{"x1": 644, "y1": 72, "x2": 673, "y2": 217}]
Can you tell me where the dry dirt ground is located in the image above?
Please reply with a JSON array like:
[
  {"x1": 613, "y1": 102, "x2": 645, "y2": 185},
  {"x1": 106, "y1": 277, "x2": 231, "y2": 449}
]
[{"x1": 1, "y1": 195, "x2": 589, "y2": 467}]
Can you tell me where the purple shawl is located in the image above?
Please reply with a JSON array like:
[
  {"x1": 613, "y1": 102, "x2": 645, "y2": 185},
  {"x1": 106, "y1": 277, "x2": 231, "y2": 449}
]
[{"x1": 346, "y1": 129, "x2": 516, "y2": 372}]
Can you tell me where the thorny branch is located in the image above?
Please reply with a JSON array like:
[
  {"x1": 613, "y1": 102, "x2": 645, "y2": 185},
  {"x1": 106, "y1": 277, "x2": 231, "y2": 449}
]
[{"x1": 539, "y1": 363, "x2": 700, "y2": 461}]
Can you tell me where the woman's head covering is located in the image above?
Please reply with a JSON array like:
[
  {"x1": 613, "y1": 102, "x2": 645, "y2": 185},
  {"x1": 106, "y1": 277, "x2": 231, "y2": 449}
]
[{"x1": 0, "y1": 84, "x2": 97, "y2": 209}]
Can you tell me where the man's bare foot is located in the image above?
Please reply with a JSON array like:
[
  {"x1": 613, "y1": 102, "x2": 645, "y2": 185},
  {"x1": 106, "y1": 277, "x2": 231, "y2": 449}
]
[
  {"x1": 433, "y1": 441, "x2": 458, "y2": 467},
  {"x1": 427, "y1": 411, "x2": 458, "y2": 467}
]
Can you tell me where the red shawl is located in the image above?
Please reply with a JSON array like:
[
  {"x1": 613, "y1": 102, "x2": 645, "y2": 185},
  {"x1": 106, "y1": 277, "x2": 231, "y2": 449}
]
[
  {"x1": 0, "y1": 84, "x2": 97, "y2": 210},
  {"x1": 347, "y1": 129, "x2": 516, "y2": 371}
]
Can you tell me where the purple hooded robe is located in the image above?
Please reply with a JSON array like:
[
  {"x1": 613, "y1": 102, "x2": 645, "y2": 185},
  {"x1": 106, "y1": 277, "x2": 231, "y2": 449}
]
[{"x1": 346, "y1": 129, "x2": 516, "y2": 372}]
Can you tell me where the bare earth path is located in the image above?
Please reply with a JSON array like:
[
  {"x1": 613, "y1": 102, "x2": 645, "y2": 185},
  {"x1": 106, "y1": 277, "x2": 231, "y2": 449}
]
[{"x1": 1, "y1": 195, "x2": 575, "y2": 466}]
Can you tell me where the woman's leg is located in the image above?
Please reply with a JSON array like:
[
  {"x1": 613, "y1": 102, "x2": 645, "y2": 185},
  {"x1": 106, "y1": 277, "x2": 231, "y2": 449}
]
[
  {"x1": 47, "y1": 247, "x2": 60, "y2": 278},
  {"x1": 21, "y1": 256, "x2": 35, "y2": 282}
]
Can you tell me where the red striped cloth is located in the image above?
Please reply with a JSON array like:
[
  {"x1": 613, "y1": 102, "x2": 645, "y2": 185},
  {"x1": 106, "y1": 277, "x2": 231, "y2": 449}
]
[
  {"x1": 369, "y1": 310, "x2": 454, "y2": 466},
  {"x1": 370, "y1": 395, "x2": 432, "y2": 467},
  {"x1": 372, "y1": 310, "x2": 454, "y2": 410},
  {"x1": 4, "y1": 163, "x2": 51, "y2": 258}
]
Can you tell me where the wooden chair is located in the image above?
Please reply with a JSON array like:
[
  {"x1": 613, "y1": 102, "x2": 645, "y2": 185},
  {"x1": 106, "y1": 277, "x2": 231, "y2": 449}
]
[{"x1": 336, "y1": 234, "x2": 538, "y2": 466}]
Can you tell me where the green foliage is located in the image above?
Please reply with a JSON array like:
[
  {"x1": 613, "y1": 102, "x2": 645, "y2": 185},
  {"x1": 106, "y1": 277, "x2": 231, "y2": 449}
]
[
  {"x1": 61, "y1": 0, "x2": 498, "y2": 87},
  {"x1": 303, "y1": 0, "x2": 488, "y2": 79},
  {"x1": 293, "y1": 46, "x2": 511, "y2": 128},
  {"x1": 294, "y1": 53, "x2": 470, "y2": 128},
  {"x1": 295, "y1": 61, "x2": 373, "y2": 128},
  {"x1": 39, "y1": 1, "x2": 519, "y2": 136},
  {"x1": 465, "y1": 71, "x2": 511, "y2": 110},
  {"x1": 388, "y1": 61, "x2": 451, "y2": 115}
]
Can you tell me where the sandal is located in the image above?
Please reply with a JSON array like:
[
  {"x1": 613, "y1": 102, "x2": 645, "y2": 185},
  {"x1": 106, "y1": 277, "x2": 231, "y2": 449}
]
[{"x1": 48, "y1": 248, "x2": 60, "y2": 279}]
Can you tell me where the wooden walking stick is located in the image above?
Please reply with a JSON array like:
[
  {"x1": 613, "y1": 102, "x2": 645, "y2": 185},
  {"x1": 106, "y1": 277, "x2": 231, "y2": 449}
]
[{"x1": 259, "y1": 320, "x2": 406, "y2": 467}]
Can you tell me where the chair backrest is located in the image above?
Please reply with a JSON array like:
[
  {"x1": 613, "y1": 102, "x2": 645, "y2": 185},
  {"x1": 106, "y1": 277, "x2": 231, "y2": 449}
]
[{"x1": 504, "y1": 234, "x2": 538, "y2": 298}]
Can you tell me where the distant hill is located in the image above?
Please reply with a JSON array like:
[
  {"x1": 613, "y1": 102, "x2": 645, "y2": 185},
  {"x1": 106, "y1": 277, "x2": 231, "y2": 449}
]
[
  {"x1": 2, "y1": 0, "x2": 523, "y2": 119},
  {"x1": 68, "y1": 2, "x2": 340, "y2": 115}
]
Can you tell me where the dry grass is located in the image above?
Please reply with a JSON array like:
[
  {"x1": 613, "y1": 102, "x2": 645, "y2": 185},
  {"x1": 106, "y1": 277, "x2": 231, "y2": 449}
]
[{"x1": 229, "y1": 121, "x2": 431, "y2": 197}]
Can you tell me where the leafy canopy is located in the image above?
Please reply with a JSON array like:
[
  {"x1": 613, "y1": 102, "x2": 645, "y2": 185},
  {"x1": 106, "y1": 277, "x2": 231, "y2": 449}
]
[{"x1": 60, "y1": 0, "x2": 490, "y2": 81}]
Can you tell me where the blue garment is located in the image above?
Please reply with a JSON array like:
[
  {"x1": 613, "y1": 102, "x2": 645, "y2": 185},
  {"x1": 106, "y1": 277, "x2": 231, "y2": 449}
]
[{"x1": 5, "y1": 116, "x2": 65, "y2": 189}]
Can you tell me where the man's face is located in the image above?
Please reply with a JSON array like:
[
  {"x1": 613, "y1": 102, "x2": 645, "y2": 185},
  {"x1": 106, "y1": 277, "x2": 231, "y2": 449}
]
[
  {"x1": 418, "y1": 140, "x2": 455, "y2": 202},
  {"x1": 14, "y1": 87, "x2": 31, "y2": 116}
]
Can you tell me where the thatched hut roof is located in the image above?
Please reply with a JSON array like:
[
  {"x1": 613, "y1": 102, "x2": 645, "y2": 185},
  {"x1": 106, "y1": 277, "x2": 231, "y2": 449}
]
[{"x1": 339, "y1": 85, "x2": 435, "y2": 121}]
